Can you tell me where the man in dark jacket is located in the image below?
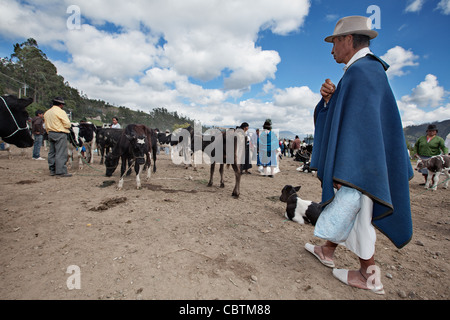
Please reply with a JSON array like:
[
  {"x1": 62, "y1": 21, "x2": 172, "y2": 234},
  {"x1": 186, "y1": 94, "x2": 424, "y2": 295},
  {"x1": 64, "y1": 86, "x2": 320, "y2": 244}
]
[{"x1": 32, "y1": 110, "x2": 45, "y2": 160}]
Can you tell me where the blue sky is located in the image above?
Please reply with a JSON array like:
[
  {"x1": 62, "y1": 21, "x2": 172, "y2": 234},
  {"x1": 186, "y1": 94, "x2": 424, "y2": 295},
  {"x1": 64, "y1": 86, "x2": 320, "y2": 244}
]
[{"x1": 1, "y1": 0, "x2": 449, "y2": 136}]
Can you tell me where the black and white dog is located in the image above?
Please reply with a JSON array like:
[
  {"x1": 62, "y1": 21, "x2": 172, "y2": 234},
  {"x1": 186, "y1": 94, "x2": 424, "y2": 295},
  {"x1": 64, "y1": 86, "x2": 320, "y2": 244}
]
[{"x1": 279, "y1": 185, "x2": 322, "y2": 225}]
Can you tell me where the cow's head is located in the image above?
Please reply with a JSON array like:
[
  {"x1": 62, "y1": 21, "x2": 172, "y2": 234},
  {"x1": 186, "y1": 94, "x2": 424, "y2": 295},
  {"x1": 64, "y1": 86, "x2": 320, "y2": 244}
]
[
  {"x1": 0, "y1": 95, "x2": 34, "y2": 148},
  {"x1": 126, "y1": 134, "x2": 148, "y2": 166},
  {"x1": 105, "y1": 153, "x2": 119, "y2": 177},
  {"x1": 69, "y1": 125, "x2": 83, "y2": 148},
  {"x1": 416, "y1": 159, "x2": 427, "y2": 171},
  {"x1": 79, "y1": 123, "x2": 96, "y2": 143},
  {"x1": 279, "y1": 185, "x2": 301, "y2": 202}
]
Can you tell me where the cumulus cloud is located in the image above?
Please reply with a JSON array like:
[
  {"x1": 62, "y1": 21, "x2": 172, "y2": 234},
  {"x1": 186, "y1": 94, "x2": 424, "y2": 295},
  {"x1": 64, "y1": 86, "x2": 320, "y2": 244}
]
[
  {"x1": 401, "y1": 74, "x2": 446, "y2": 108},
  {"x1": 0, "y1": 0, "x2": 314, "y2": 134},
  {"x1": 381, "y1": 46, "x2": 419, "y2": 78},
  {"x1": 64, "y1": 0, "x2": 310, "y2": 89},
  {"x1": 0, "y1": 0, "x2": 67, "y2": 47},
  {"x1": 398, "y1": 74, "x2": 450, "y2": 127},
  {"x1": 65, "y1": 25, "x2": 162, "y2": 82},
  {"x1": 398, "y1": 101, "x2": 450, "y2": 128}
]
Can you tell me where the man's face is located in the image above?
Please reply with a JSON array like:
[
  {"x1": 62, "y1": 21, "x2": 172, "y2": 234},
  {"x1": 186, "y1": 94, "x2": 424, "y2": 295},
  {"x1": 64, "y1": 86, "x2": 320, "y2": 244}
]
[{"x1": 331, "y1": 35, "x2": 353, "y2": 64}]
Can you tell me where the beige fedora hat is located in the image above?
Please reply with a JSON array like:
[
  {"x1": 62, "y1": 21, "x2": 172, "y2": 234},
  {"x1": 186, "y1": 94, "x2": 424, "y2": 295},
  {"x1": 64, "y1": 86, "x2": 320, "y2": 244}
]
[{"x1": 325, "y1": 16, "x2": 378, "y2": 43}]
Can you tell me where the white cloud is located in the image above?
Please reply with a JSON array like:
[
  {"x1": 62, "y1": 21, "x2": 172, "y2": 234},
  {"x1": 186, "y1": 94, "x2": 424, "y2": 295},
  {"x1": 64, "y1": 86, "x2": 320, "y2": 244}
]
[
  {"x1": 61, "y1": 0, "x2": 310, "y2": 89},
  {"x1": 398, "y1": 101, "x2": 450, "y2": 128},
  {"x1": 436, "y1": 0, "x2": 450, "y2": 14},
  {"x1": 405, "y1": 0, "x2": 425, "y2": 13},
  {"x1": 398, "y1": 74, "x2": 450, "y2": 127},
  {"x1": 273, "y1": 86, "x2": 321, "y2": 110},
  {"x1": 65, "y1": 25, "x2": 161, "y2": 82},
  {"x1": 0, "y1": 0, "x2": 313, "y2": 135},
  {"x1": 381, "y1": 46, "x2": 419, "y2": 78},
  {"x1": 0, "y1": 0, "x2": 67, "y2": 46},
  {"x1": 401, "y1": 74, "x2": 446, "y2": 108}
]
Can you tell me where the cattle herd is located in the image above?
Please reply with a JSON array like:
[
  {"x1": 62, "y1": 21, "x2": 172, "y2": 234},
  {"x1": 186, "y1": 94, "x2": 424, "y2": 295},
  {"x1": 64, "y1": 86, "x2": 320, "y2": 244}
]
[
  {"x1": 1, "y1": 94, "x2": 450, "y2": 199},
  {"x1": 0, "y1": 95, "x2": 246, "y2": 198}
]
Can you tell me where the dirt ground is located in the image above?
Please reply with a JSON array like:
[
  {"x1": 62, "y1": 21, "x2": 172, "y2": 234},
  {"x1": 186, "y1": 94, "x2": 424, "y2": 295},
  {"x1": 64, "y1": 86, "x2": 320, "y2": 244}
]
[{"x1": 0, "y1": 145, "x2": 448, "y2": 301}]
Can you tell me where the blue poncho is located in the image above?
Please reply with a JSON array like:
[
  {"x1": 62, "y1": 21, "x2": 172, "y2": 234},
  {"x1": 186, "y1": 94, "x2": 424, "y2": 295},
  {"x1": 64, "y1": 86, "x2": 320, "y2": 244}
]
[
  {"x1": 258, "y1": 130, "x2": 279, "y2": 166},
  {"x1": 310, "y1": 54, "x2": 414, "y2": 249}
]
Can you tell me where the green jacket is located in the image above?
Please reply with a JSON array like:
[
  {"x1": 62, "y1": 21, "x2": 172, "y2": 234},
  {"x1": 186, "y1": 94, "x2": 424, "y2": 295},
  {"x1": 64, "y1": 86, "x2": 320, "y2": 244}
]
[{"x1": 414, "y1": 135, "x2": 448, "y2": 157}]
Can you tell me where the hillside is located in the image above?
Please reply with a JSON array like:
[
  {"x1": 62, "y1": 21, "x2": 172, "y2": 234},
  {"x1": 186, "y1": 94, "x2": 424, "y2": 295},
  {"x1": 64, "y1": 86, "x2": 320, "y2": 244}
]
[{"x1": 0, "y1": 38, "x2": 195, "y2": 131}]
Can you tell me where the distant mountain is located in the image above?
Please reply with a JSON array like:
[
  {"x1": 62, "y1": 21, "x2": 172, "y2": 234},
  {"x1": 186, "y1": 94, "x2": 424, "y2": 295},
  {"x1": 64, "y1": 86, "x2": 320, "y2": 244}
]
[
  {"x1": 278, "y1": 131, "x2": 300, "y2": 140},
  {"x1": 404, "y1": 119, "x2": 450, "y2": 145}
]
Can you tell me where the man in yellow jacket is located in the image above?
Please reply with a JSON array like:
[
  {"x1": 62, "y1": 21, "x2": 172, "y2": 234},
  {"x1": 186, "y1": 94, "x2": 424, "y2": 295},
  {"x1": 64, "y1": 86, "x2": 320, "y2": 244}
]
[{"x1": 44, "y1": 97, "x2": 72, "y2": 177}]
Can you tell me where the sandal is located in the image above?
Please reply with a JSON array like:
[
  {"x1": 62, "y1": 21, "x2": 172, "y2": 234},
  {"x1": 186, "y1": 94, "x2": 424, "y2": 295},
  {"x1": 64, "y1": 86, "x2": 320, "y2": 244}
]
[
  {"x1": 305, "y1": 243, "x2": 335, "y2": 268},
  {"x1": 332, "y1": 268, "x2": 385, "y2": 295}
]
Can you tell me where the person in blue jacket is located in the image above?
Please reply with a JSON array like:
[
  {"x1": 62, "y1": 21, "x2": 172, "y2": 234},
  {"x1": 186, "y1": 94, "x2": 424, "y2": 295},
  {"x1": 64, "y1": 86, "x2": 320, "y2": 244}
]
[
  {"x1": 305, "y1": 16, "x2": 413, "y2": 295},
  {"x1": 258, "y1": 119, "x2": 279, "y2": 177}
]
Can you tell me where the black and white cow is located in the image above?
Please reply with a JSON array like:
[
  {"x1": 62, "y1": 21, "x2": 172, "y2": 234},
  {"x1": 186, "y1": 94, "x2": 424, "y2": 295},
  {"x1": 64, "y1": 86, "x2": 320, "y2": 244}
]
[
  {"x1": 294, "y1": 144, "x2": 314, "y2": 173},
  {"x1": 67, "y1": 123, "x2": 98, "y2": 169},
  {"x1": 279, "y1": 185, "x2": 322, "y2": 225},
  {"x1": 67, "y1": 124, "x2": 82, "y2": 168},
  {"x1": 96, "y1": 128, "x2": 124, "y2": 165},
  {"x1": 416, "y1": 155, "x2": 450, "y2": 190},
  {"x1": 145, "y1": 126, "x2": 158, "y2": 174},
  {"x1": 78, "y1": 122, "x2": 97, "y2": 165},
  {"x1": 0, "y1": 95, "x2": 34, "y2": 149},
  {"x1": 105, "y1": 124, "x2": 152, "y2": 190}
]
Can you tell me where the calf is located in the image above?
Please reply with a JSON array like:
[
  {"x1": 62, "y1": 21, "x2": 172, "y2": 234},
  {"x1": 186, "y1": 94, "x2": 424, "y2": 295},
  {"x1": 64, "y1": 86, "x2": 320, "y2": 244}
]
[
  {"x1": 169, "y1": 126, "x2": 244, "y2": 197},
  {"x1": 67, "y1": 123, "x2": 97, "y2": 169},
  {"x1": 279, "y1": 185, "x2": 322, "y2": 225},
  {"x1": 0, "y1": 95, "x2": 34, "y2": 148},
  {"x1": 416, "y1": 155, "x2": 450, "y2": 190},
  {"x1": 96, "y1": 128, "x2": 124, "y2": 164},
  {"x1": 203, "y1": 128, "x2": 243, "y2": 198},
  {"x1": 169, "y1": 126, "x2": 196, "y2": 168},
  {"x1": 67, "y1": 124, "x2": 82, "y2": 168},
  {"x1": 105, "y1": 124, "x2": 152, "y2": 190},
  {"x1": 146, "y1": 127, "x2": 158, "y2": 174},
  {"x1": 78, "y1": 122, "x2": 97, "y2": 166}
]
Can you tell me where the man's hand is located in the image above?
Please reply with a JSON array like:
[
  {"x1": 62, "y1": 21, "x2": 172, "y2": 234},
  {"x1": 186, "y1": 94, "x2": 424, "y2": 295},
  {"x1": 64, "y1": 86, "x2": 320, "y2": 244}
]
[{"x1": 320, "y1": 79, "x2": 336, "y2": 104}]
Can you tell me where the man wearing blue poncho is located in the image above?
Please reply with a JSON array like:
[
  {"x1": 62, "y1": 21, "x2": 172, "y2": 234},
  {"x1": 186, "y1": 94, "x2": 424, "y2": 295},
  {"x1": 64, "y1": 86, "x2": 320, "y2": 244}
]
[{"x1": 305, "y1": 16, "x2": 413, "y2": 294}]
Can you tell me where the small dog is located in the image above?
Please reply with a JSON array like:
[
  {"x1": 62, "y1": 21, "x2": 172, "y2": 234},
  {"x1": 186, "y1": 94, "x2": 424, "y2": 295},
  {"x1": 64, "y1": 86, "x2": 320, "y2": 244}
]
[{"x1": 279, "y1": 185, "x2": 322, "y2": 225}]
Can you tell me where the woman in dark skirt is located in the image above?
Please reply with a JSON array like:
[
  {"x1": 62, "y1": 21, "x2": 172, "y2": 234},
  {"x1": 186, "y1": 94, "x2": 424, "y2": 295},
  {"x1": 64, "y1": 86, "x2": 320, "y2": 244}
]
[{"x1": 240, "y1": 122, "x2": 252, "y2": 174}]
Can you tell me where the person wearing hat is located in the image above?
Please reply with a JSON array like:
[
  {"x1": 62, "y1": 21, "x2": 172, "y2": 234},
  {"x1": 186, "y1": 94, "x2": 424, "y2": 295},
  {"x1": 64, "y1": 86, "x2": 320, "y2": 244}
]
[
  {"x1": 307, "y1": 16, "x2": 414, "y2": 294},
  {"x1": 31, "y1": 109, "x2": 46, "y2": 160},
  {"x1": 239, "y1": 122, "x2": 252, "y2": 174},
  {"x1": 44, "y1": 97, "x2": 72, "y2": 177},
  {"x1": 258, "y1": 119, "x2": 279, "y2": 177},
  {"x1": 413, "y1": 124, "x2": 448, "y2": 183}
]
